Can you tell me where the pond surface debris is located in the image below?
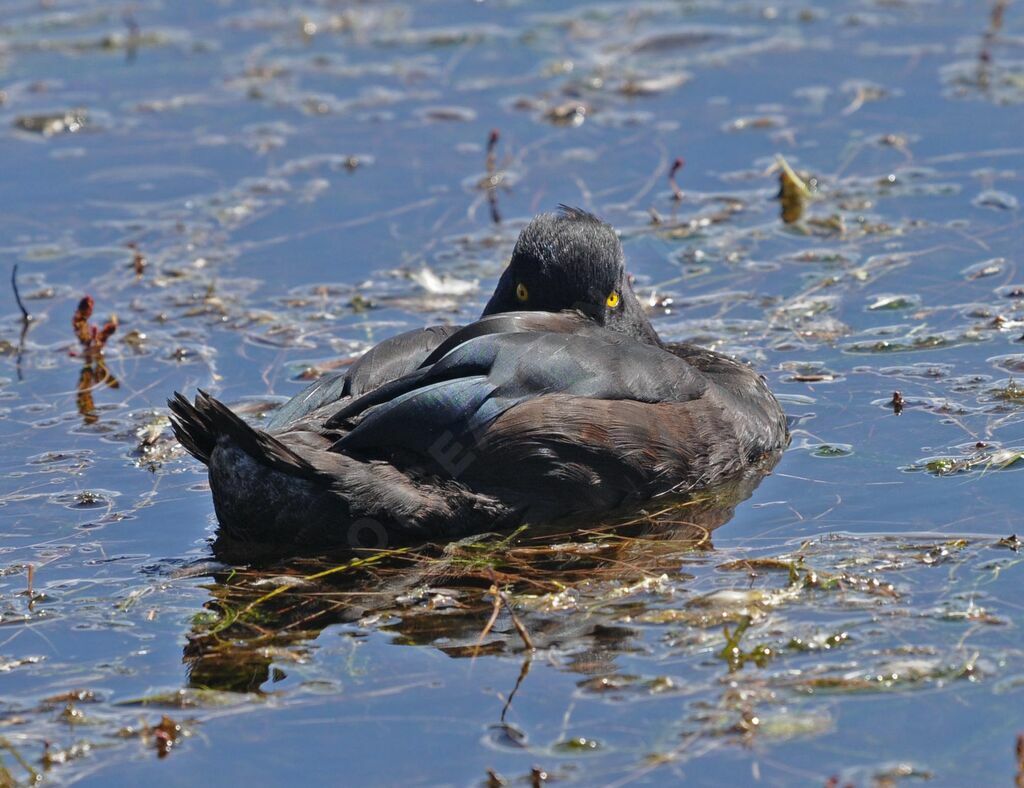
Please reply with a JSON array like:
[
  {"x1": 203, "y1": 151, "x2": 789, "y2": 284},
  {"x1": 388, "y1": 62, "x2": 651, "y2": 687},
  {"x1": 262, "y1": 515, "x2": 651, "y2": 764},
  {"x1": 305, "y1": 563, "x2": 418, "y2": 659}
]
[{"x1": 0, "y1": 0, "x2": 1022, "y2": 784}]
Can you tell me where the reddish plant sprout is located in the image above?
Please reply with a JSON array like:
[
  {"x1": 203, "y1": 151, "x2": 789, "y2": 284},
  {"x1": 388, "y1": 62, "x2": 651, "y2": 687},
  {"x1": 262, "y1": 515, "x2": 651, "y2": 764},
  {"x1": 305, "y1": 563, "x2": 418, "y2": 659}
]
[
  {"x1": 486, "y1": 129, "x2": 500, "y2": 173},
  {"x1": 77, "y1": 358, "x2": 120, "y2": 425},
  {"x1": 72, "y1": 295, "x2": 118, "y2": 356},
  {"x1": 151, "y1": 715, "x2": 182, "y2": 758},
  {"x1": 71, "y1": 294, "x2": 120, "y2": 423}
]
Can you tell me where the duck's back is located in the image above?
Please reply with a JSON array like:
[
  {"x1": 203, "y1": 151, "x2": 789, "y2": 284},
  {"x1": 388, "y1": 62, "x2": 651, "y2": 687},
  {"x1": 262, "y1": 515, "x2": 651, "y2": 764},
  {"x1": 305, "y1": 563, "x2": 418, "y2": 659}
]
[
  {"x1": 170, "y1": 313, "x2": 788, "y2": 553},
  {"x1": 264, "y1": 323, "x2": 461, "y2": 433},
  {"x1": 319, "y1": 313, "x2": 786, "y2": 524},
  {"x1": 444, "y1": 341, "x2": 787, "y2": 522},
  {"x1": 666, "y1": 342, "x2": 789, "y2": 462}
]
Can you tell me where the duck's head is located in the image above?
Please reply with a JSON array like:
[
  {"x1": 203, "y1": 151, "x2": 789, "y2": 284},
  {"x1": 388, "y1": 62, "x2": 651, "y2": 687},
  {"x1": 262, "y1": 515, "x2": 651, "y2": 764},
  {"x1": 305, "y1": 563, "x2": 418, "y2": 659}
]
[{"x1": 481, "y1": 206, "x2": 662, "y2": 346}]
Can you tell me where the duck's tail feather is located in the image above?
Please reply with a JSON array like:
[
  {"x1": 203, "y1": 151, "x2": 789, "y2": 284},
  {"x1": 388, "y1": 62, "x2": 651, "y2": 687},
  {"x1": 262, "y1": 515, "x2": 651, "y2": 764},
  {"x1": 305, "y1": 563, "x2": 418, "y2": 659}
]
[
  {"x1": 168, "y1": 391, "x2": 216, "y2": 463},
  {"x1": 168, "y1": 390, "x2": 319, "y2": 480}
]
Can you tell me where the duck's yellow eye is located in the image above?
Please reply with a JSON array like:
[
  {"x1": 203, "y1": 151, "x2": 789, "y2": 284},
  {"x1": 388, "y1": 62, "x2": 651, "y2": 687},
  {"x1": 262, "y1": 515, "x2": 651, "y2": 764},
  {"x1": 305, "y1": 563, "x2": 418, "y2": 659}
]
[
  {"x1": 606, "y1": 291, "x2": 620, "y2": 308},
  {"x1": 516, "y1": 282, "x2": 529, "y2": 302}
]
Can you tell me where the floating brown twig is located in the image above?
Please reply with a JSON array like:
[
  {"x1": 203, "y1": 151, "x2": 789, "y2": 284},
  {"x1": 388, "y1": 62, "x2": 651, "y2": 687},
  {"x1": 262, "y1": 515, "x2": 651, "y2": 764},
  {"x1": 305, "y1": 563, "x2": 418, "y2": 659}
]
[
  {"x1": 499, "y1": 656, "x2": 531, "y2": 722},
  {"x1": 11, "y1": 264, "x2": 29, "y2": 323},
  {"x1": 978, "y1": 0, "x2": 1009, "y2": 87},
  {"x1": 486, "y1": 129, "x2": 500, "y2": 174},
  {"x1": 471, "y1": 582, "x2": 504, "y2": 660},
  {"x1": 471, "y1": 568, "x2": 535, "y2": 656},
  {"x1": 485, "y1": 129, "x2": 502, "y2": 224},
  {"x1": 128, "y1": 242, "x2": 146, "y2": 277},
  {"x1": 491, "y1": 568, "x2": 534, "y2": 651},
  {"x1": 11, "y1": 265, "x2": 31, "y2": 381},
  {"x1": 668, "y1": 157, "x2": 685, "y2": 202}
]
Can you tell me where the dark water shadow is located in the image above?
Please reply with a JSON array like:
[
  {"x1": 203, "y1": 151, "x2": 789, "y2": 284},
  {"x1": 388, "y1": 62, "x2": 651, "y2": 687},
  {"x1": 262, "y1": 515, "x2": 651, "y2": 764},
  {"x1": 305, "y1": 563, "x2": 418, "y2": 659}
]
[{"x1": 183, "y1": 460, "x2": 778, "y2": 694}]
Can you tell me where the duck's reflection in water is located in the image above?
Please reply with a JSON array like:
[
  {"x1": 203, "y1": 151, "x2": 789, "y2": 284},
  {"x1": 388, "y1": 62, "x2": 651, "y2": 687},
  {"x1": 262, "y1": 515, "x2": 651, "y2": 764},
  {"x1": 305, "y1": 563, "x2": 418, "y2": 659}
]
[{"x1": 183, "y1": 457, "x2": 778, "y2": 695}]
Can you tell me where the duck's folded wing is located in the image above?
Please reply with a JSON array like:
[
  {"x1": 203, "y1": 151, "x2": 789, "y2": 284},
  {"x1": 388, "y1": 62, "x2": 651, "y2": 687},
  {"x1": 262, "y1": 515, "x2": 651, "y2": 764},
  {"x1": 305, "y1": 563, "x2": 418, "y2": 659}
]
[
  {"x1": 416, "y1": 309, "x2": 592, "y2": 368},
  {"x1": 332, "y1": 327, "x2": 708, "y2": 460},
  {"x1": 264, "y1": 324, "x2": 460, "y2": 431},
  {"x1": 463, "y1": 393, "x2": 748, "y2": 516},
  {"x1": 323, "y1": 311, "x2": 597, "y2": 428}
]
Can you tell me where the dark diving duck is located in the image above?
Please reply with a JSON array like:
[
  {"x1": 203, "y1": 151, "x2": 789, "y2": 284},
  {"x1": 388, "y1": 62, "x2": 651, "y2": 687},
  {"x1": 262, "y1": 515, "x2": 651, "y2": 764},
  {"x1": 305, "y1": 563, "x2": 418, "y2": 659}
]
[{"x1": 169, "y1": 207, "x2": 788, "y2": 553}]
